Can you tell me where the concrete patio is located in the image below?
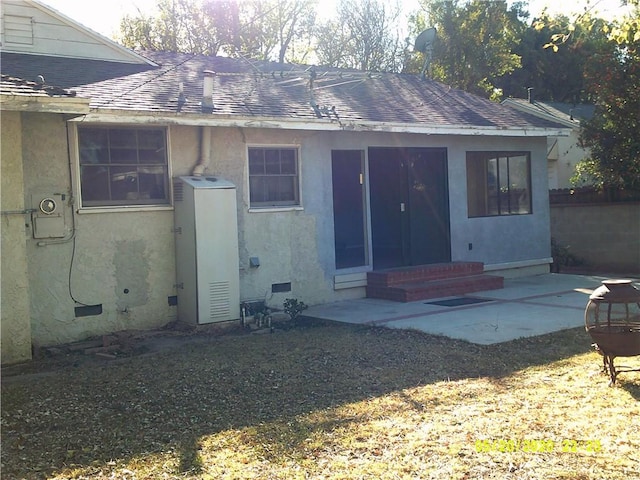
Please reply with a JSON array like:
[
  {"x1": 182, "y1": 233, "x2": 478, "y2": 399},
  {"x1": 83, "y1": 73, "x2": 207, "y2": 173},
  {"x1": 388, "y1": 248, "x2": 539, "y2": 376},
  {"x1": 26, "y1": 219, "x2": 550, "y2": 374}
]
[{"x1": 305, "y1": 273, "x2": 640, "y2": 345}]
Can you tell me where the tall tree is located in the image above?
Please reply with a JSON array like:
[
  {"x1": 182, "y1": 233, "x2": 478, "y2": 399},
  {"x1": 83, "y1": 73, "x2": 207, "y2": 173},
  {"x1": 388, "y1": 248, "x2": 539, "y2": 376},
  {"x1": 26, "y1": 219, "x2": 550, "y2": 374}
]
[
  {"x1": 118, "y1": 0, "x2": 317, "y2": 63},
  {"x1": 118, "y1": 0, "x2": 236, "y2": 55},
  {"x1": 497, "y1": 11, "x2": 611, "y2": 102},
  {"x1": 534, "y1": 1, "x2": 640, "y2": 190},
  {"x1": 409, "y1": 0, "x2": 525, "y2": 99},
  {"x1": 314, "y1": 0, "x2": 405, "y2": 72},
  {"x1": 229, "y1": 0, "x2": 317, "y2": 63},
  {"x1": 574, "y1": 10, "x2": 640, "y2": 190}
]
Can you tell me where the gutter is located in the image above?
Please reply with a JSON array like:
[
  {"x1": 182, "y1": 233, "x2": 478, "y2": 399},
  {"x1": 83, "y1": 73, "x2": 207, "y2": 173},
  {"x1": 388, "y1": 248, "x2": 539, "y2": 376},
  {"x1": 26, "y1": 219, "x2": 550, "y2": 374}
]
[{"x1": 70, "y1": 111, "x2": 572, "y2": 138}]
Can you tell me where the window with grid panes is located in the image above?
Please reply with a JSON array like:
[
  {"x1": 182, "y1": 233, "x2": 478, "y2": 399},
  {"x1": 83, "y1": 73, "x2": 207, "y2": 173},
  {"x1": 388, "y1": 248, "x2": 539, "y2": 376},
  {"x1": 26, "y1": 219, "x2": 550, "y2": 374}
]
[
  {"x1": 78, "y1": 126, "x2": 169, "y2": 207},
  {"x1": 248, "y1": 147, "x2": 300, "y2": 207}
]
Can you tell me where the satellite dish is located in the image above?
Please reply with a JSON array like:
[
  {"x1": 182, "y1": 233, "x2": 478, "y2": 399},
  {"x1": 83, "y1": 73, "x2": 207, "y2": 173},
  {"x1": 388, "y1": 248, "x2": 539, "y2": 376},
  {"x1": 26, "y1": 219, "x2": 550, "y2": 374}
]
[
  {"x1": 414, "y1": 27, "x2": 437, "y2": 78},
  {"x1": 414, "y1": 27, "x2": 437, "y2": 54}
]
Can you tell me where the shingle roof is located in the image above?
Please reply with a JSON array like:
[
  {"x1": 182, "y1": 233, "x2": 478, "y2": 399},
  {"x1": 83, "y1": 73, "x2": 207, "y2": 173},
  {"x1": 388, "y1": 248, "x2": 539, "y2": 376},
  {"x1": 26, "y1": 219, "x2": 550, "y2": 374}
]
[
  {"x1": 503, "y1": 98, "x2": 595, "y2": 126},
  {"x1": 0, "y1": 52, "x2": 156, "y2": 89},
  {"x1": 0, "y1": 73, "x2": 77, "y2": 97},
  {"x1": 1, "y1": 50, "x2": 567, "y2": 132}
]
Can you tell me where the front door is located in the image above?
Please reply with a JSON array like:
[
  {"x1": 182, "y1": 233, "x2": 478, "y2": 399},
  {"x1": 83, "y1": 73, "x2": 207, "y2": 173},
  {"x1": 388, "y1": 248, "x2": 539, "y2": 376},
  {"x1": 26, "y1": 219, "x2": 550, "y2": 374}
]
[{"x1": 369, "y1": 147, "x2": 450, "y2": 269}]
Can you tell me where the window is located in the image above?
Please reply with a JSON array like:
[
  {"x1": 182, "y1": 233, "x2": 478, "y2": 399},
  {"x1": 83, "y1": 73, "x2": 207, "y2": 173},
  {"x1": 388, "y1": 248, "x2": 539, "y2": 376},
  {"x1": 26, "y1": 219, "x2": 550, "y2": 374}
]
[
  {"x1": 466, "y1": 152, "x2": 531, "y2": 217},
  {"x1": 248, "y1": 147, "x2": 300, "y2": 207},
  {"x1": 78, "y1": 126, "x2": 169, "y2": 207}
]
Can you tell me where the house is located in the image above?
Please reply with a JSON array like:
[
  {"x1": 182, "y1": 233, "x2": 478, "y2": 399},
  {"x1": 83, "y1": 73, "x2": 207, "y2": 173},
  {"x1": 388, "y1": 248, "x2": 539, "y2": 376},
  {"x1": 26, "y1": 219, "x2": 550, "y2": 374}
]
[
  {"x1": 502, "y1": 96, "x2": 594, "y2": 189},
  {"x1": 0, "y1": 0, "x2": 570, "y2": 364}
]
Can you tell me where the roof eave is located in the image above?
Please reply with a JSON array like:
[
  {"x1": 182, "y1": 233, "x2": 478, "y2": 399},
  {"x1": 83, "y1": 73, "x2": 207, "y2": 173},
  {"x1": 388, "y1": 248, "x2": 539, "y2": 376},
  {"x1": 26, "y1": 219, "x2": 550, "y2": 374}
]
[
  {"x1": 337, "y1": 120, "x2": 571, "y2": 137},
  {"x1": 502, "y1": 98, "x2": 579, "y2": 129},
  {"x1": 0, "y1": 94, "x2": 91, "y2": 114},
  {"x1": 71, "y1": 110, "x2": 572, "y2": 137}
]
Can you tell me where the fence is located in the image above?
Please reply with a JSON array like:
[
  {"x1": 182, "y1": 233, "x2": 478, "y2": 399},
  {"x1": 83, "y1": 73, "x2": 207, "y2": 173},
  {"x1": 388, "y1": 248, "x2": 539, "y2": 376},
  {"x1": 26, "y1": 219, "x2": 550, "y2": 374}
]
[{"x1": 549, "y1": 188, "x2": 640, "y2": 274}]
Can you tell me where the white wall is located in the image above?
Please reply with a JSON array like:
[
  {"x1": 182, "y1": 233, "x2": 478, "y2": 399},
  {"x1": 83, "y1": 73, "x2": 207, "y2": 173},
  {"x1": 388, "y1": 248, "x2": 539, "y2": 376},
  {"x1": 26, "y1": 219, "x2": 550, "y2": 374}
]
[
  {"x1": 548, "y1": 130, "x2": 586, "y2": 189},
  {"x1": 1, "y1": 0, "x2": 147, "y2": 63}
]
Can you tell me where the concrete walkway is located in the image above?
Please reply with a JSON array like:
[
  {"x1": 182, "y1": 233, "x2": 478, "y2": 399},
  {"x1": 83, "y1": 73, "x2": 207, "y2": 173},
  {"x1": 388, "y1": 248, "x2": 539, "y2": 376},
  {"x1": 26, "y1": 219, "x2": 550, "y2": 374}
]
[{"x1": 305, "y1": 273, "x2": 640, "y2": 345}]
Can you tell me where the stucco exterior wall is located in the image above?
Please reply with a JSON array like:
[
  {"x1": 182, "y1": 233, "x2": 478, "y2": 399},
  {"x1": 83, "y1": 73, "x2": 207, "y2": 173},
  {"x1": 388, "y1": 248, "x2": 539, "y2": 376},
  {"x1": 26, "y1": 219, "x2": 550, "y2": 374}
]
[
  {"x1": 202, "y1": 127, "x2": 335, "y2": 307},
  {"x1": 197, "y1": 128, "x2": 551, "y2": 308},
  {"x1": 10, "y1": 117, "x2": 553, "y2": 353},
  {"x1": 22, "y1": 114, "x2": 177, "y2": 347},
  {"x1": 1, "y1": 111, "x2": 33, "y2": 364},
  {"x1": 448, "y1": 136, "x2": 551, "y2": 269}
]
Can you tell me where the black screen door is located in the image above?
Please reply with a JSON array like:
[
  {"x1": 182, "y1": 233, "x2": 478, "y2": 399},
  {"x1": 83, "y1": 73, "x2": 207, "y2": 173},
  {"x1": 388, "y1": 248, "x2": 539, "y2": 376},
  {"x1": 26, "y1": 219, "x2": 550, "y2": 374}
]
[
  {"x1": 332, "y1": 150, "x2": 367, "y2": 269},
  {"x1": 369, "y1": 147, "x2": 450, "y2": 269}
]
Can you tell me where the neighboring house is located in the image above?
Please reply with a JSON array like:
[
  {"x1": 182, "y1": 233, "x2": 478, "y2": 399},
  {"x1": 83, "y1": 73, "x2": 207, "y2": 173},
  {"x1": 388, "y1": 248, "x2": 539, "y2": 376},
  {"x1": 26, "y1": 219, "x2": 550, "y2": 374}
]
[
  {"x1": 502, "y1": 96, "x2": 594, "y2": 189},
  {"x1": 0, "y1": 0, "x2": 570, "y2": 364}
]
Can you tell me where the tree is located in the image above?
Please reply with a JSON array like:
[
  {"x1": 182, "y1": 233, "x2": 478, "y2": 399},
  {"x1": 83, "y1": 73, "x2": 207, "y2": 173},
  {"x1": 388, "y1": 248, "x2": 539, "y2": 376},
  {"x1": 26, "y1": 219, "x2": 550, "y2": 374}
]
[
  {"x1": 538, "y1": 1, "x2": 640, "y2": 190},
  {"x1": 272, "y1": 0, "x2": 317, "y2": 63},
  {"x1": 498, "y1": 11, "x2": 611, "y2": 103},
  {"x1": 575, "y1": 21, "x2": 640, "y2": 190},
  {"x1": 118, "y1": 0, "x2": 317, "y2": 63},
  {"x1": 409, "y1": 0, "x2": 525, "y2": 99},
  {"x1": 118, "y1": 0, "x2": 236, "y2": 55},
  {"x1": 314, "y1": 0, "x2": 405, "y2": 72},
  {"x1": 227, "y1": 0, "x2": 317, "y2": 62}
]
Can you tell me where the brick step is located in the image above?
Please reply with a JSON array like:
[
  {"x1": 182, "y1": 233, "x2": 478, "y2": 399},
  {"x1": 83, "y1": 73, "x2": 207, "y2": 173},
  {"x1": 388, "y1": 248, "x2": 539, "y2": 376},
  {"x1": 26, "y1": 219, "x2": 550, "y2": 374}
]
[
  {"x1": 366, "y1": 274, "x2": 504, "y2": 303},
  {"x1": 367, "y1": 261, "x2": 485, "y2": 287}
]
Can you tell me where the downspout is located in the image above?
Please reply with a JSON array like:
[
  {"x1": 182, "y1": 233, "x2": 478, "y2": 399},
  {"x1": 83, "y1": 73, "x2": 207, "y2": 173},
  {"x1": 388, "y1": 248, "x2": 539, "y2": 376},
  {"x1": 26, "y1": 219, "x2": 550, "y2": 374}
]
[
  {"x1": 192, "y1": 70, "x2": 215, "y2": 176},
  {"x1": 192, "y1": 126, "x2": 212, "y2": 176}
]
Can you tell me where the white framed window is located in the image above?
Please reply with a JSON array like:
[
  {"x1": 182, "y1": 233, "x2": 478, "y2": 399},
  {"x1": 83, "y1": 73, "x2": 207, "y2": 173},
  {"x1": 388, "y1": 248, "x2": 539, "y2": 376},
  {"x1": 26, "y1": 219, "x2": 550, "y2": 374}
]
[
  {"x1": 248, "y1": 146, "x2": 300, "y2": 208},
  {"x1": 466, "y1": 151, "x2": 532, "y2": 217},
  {"x1": 77, "y1": 126, "x2": 170, "y2": 208}
]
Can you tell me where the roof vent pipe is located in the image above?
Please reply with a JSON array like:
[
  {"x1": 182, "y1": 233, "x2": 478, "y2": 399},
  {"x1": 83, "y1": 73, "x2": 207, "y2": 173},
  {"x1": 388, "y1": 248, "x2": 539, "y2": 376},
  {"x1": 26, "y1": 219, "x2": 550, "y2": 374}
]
[
  {"x1": 202, "y1": 70, "x2": 215, "y2": 113},
  {"x1": 527, "y1": 87, "x2": 534, "y2": 104}
]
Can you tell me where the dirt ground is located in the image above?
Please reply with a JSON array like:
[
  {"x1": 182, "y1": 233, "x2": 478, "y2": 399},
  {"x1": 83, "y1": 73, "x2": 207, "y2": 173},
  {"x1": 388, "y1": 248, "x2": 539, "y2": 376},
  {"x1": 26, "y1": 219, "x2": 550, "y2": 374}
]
[{"x1": 0, "y1": 314, "x2": 309, "y2": 380}]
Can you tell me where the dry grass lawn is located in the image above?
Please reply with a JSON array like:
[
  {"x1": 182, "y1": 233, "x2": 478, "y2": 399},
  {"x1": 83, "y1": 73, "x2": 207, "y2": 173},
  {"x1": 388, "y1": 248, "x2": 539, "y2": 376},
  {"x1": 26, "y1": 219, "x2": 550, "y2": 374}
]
[{"x1": 2, "y1": 320, "x2": 639, "y2": 479}]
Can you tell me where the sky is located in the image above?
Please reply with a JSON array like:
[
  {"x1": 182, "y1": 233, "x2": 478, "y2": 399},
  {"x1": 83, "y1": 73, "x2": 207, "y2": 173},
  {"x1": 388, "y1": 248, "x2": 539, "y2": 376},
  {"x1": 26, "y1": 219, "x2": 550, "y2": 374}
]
[{"x1": 38, "y1": 0, "x2": 634, "y2": 40}]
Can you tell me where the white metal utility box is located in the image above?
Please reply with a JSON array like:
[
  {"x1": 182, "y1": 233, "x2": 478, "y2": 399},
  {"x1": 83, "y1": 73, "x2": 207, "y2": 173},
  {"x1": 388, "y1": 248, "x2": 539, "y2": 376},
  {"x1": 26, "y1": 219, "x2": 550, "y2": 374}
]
[{"x1": 173, "y1": 176, "x2": 240, "y2": 324}]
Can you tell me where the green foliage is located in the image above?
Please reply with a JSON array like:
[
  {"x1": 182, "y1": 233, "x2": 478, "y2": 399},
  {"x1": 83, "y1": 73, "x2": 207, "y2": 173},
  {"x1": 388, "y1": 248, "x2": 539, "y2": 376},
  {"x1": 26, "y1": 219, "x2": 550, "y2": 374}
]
[
  {"x1": 570, "y1": 158, "x2": 602, "y2": 188},
  {"x1": 578, "y1": 11, "x2": 640, "y2": 190},
  {"x1": 283, "y1": 298, "x2": 308, "y2": 320},
  {"x1": 499, "y1": 11, "x2": 611, "y2": 103},
  {"x1": 550, "y1": 238, "x2": 582, "y2": 271},
  {"x1": 409, "y1": 0, "x2": 525, "y2": 99},
  {"x1": 531, "y1": 1, "x2": 640, "y2": 190}
]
